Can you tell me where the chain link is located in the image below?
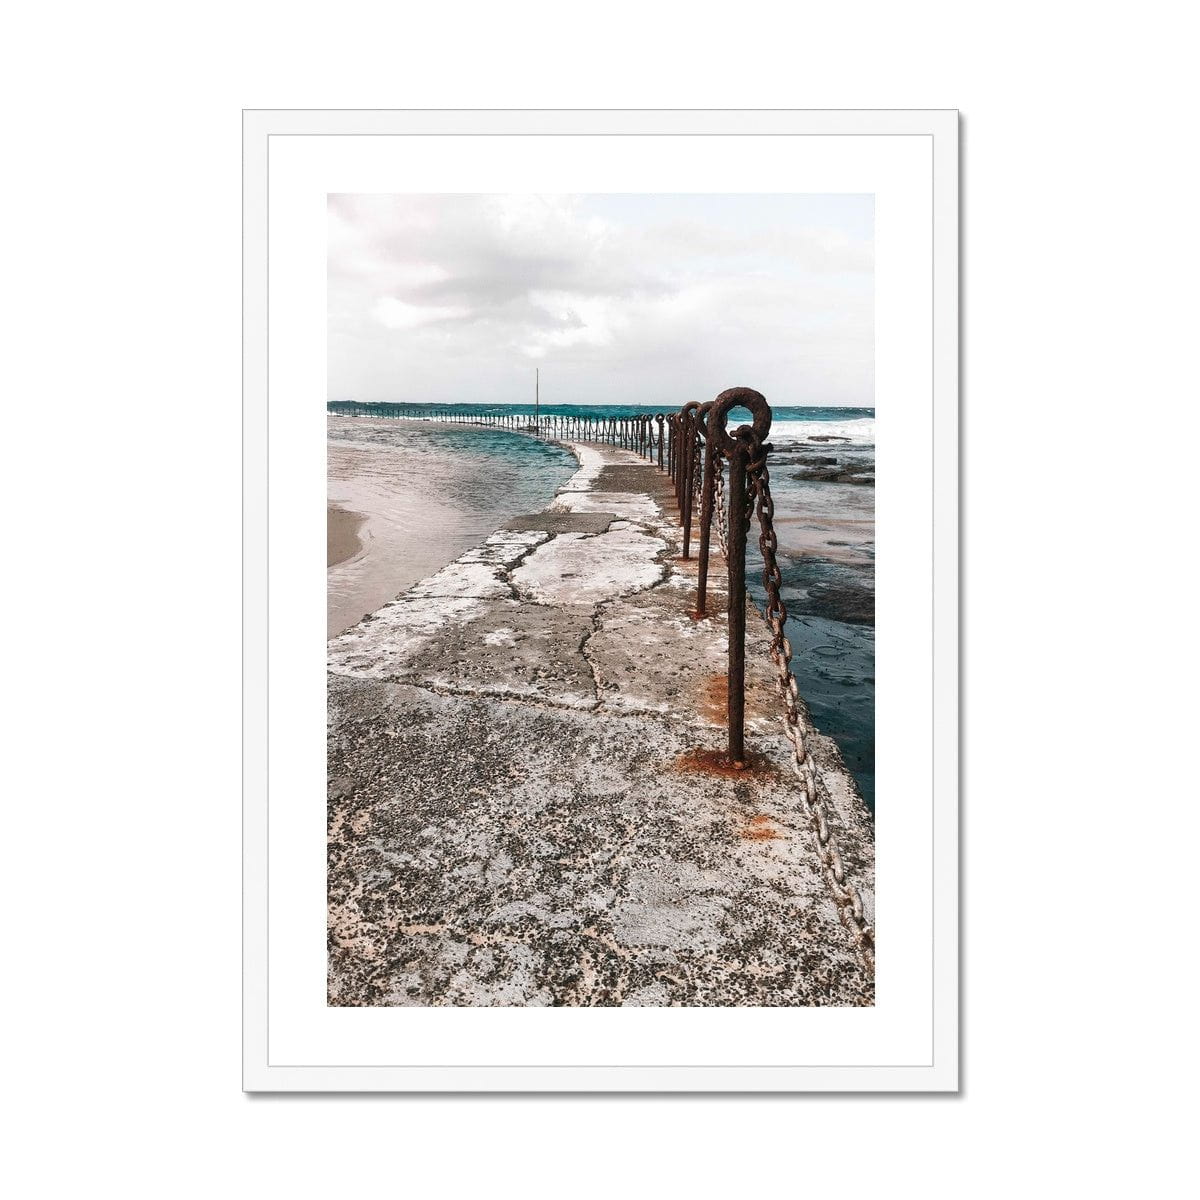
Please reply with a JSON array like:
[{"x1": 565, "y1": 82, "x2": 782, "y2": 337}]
[{"x1": 712, "y1": 458, "x2": 730, "y2": 558}]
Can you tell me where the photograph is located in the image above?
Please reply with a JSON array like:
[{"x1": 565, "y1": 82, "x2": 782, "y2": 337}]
[{"x1": 324, "y1": 192, "x2": 877, "y2": 1006}]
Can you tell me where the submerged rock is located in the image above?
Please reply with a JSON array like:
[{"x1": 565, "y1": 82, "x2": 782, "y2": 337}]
[
  {"x1": 806, "y1": 580, "x2": 875, "y2": 625},
  {"x1": 791, "y1": 462, "x2": 876, "y2": 485}
]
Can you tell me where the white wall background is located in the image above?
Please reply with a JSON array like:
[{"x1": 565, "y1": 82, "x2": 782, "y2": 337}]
[{"x1": 4, "y1": 4, "x2": 1194, "y2": 1196}]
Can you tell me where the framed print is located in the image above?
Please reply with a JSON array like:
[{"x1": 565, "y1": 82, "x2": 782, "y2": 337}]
[{"x1": 243, "y1": 108, "x2": 959, "y2": 1091}]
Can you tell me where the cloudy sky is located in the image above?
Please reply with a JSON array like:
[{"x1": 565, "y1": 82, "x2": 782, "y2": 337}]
[{"x1": 328, "y1": 193, "x2": 873, "y2": 407}]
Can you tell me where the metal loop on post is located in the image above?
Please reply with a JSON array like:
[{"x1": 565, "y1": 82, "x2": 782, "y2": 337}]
[{"x1": 707, "y1": 387, "x2": 772, "y2": 459}]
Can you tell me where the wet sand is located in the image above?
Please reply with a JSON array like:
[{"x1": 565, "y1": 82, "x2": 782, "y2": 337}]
[
  {"x1": 327, "y1": 438, "x2": 477, "y2": 638},
  {"x1": 327, "y1": 504, "x2": 365, "y2": 567},
  {"x1": 774, "y1": 510, "x2": 874, "y2": 566}
]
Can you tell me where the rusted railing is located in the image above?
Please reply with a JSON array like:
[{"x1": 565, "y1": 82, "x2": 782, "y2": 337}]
[
  {"x1": 328, "y1": 393, "x2": 875, "y2": 965},
  {"x1": 661, "y1": 389, "x2": 773, "y2": 766},
  {"x1": 329, "y1": 403, "x2": 685, "y2": 448},
  {"x1": 327, "y1": 394, "x2": 770, "y2": 766}
]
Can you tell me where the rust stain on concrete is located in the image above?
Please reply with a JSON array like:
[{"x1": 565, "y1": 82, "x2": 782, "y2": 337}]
[
  {"x1": 741, "y1": 814, "x2": 782, "y2": 841},
  {"x1": 672, "y1": 746, "x2": 777, "y2": 779},
  {"x1": 696, "y1": 672, "x2": 729, "y2": 725}
]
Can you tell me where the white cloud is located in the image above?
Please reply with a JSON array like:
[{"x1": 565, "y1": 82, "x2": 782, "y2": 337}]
[
  {"x1": 328, "y1": 194, "x2": 873, "y2": 407},
  {"x1": 524, "y1": 291, "x2": 622, "y2": 356},
  {"x1": 372, "y1": 296, "x2": 471, "y2": 331}
]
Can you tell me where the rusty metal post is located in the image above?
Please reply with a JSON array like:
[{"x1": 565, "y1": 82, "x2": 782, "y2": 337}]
[
  {"x1": 676, "y1": 413, "x2": 687, "y2": 509},
  {"x1": 679, "y1": 409, "x2": 693, "y2": 516},
  {"x1": 680, "y1": 401, "x2": 701, "y2": 556},
  {"x1": 695, "y1": 404, "x2": 717, "y2": 616},
  {"x1": 673, "y1": 415, "x2": 681, "y2": 481},
  {"x1": 674, "y1": 411, "x2": 684, "y2": 509},
  {"x1": 707, "y1": 387, "x2": 772, "y2": 767},
  {"x1": 726, "y1": 441, "x2": 749, "y2": 766}
]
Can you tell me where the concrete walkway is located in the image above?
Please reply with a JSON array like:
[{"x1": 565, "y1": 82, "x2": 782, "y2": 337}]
[{"x1": 328, "y1": 441, "x2": 875, "y2": 1006}]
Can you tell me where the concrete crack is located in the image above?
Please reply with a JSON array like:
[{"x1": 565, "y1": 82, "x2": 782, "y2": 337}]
[
  {"x1": 579, "y1": 602, "x2": 607, "y2": 708},
  {"x1": 495, "y1": 533, "x2": 558, "y2": 602},
  {"x1": 356, "y1": 670, "x2": 699, "y2": 729}
]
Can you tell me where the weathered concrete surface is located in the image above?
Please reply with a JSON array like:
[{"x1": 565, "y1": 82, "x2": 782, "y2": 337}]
[{"x1": 328, "y1": 441, "x2": 875, "y2": 1006}]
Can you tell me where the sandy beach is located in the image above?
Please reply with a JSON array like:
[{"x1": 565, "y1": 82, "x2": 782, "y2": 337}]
[{"x1": 327, "y1": 504, "x2": 365, "y2": 567}]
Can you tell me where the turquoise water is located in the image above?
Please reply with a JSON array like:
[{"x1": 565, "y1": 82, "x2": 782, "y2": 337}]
[
  {"x1": 329, "y1": 401, "x2": 875, "y2": 808},
  {"x1": 331, "y1": 417, "x2": 577, "y2": 513}
]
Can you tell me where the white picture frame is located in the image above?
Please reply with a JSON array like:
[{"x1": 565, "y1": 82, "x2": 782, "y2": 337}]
[{"x1": 243, "y1": 108, "x2": 959, "y2": 1092}]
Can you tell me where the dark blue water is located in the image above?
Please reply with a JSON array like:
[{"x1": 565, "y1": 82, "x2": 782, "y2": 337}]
[{"x1": 330, "y1": 400, "x2": 875, "y2": 808}]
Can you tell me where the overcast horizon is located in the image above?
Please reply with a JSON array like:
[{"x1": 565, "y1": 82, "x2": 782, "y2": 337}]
[{"x1": 328, "y1": 193, "x2": 873, "y2": 408}]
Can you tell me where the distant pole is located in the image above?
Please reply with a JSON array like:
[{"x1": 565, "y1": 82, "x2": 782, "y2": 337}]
[{"x1": 535, "y1": 367, "x2": 540, "y2": 431}]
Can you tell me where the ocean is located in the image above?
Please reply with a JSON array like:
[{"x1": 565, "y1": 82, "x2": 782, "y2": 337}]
[{"x1": 328, "y1": 402, "x2": 875, "y2": 808}]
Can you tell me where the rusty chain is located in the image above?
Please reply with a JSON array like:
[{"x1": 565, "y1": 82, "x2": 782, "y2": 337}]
[
  {"x1": 688, "y1": 431, "x2": 704, "y2": 544},
  {"x1": 711, "y1": 455, "x2": 730, "y2": 558},
  {"x1": 742, "y1": 431, "x2": 875, "y2": 970}
]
